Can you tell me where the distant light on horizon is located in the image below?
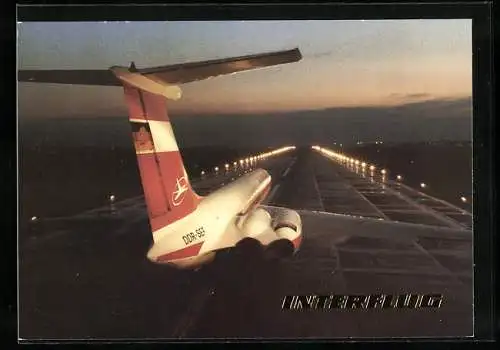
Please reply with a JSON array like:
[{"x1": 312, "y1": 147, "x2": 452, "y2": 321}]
[
  {"x1": 420, "y1": 182, "x2": 427, "y2": 188},
  {"x1": 461, "y1": 196, "x2": 467, "y2": 203}
]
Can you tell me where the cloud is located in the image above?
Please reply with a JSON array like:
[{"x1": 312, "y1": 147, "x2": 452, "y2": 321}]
[
  {"x1": 406, "y1": 93, "x2": 431, "y2": 99},
  {"x1": 392, "y1": 96, "x2": 472, "y2": 118},
  {"x1": 388, "y1": 92, "x2": 433, "y2": 103}
]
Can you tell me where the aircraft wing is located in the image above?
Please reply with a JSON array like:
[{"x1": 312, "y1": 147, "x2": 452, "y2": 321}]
[{"x1": 18, "y1": 48, "x2": 302, "y2": 86}]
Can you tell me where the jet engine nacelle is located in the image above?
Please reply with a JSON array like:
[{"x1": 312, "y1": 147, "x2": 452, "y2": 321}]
[
  {"x1": 263, "y1": 208, "x2": 302, "y2": 260},
  {"x1": 273, "y1": 208, "x2": 302, "y2": 240}
]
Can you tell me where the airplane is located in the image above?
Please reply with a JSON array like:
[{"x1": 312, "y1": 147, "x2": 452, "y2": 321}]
[{"x1": 18, "y1": 48, "x2": 304, "y2": 269}]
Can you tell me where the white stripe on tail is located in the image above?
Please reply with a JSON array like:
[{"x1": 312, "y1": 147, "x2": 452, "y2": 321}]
[{"x1": 122, "y1": 83, "x2": 201, "y2": 242}]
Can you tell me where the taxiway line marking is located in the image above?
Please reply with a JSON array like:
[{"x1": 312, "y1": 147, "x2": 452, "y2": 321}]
[
  {"x1": 282, "y1": 166, "x2": 291, "y2": 177},
  {"x1": 391, "y1": 181, "x2": 472, "y2": 216}
]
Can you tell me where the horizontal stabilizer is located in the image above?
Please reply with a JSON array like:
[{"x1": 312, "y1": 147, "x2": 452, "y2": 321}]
[
  {"x1": 18, "y1": 48, "x2": 302, "y2": 86},
  {"x1": 18, "y1": 69, "x2": 119, "y2": 86}
]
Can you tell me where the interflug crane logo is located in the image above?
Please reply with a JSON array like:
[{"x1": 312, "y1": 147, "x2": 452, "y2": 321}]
[{"x1": 172, "y1": 176, "x2": 189, "y2": 207}]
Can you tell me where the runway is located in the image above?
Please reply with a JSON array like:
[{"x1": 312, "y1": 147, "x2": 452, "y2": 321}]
[{"x1": 19, "y1": 148, "x2": 473, "y2": 340}]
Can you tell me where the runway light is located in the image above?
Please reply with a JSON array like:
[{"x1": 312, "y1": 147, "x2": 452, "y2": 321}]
[
  {"x1": 109, "y1": 195, "x2": 115, "y2": 202},
  {"x1": 397, "y1": 175, "x2": 402, "y2": 181},
  {"x1": 461, "y1": 196, "x2": 467, "y2": 203},
  {"x1": 420, "y1": 183, "x2": 427, "y2": 188},
  {"x1": 31, "y1": 216, "x2": 38, "y2": 221}
]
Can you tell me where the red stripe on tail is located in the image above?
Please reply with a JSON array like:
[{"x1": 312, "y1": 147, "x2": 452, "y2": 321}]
[
  {"x1": 122, "y1": 84, "x2": 200, "y2": 235},
  {"x1": 124, "y1": 85, "x2": 170, "y2": 122},
  {"x1": 137, "y1": 151, "x2": 199, "y2": 232}
]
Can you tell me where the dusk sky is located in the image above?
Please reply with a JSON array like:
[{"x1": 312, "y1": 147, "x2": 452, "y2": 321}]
[
  {"x1": 18, "y1": 20, "x2": 472, "y2": 117},
  {"x1": 17, "y1": 20, "x2": 473, "y2": 146}
]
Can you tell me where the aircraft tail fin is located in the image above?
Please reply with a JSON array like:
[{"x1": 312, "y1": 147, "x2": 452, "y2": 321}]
[{"x1": 122, "y1": 83, "x2": 200, "y2": 242}]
